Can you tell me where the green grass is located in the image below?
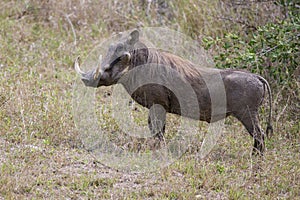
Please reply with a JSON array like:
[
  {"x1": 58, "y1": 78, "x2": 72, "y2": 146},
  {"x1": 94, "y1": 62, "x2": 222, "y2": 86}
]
[{"x1": 0, "y1": 0, "x2": 299, "y2": 199}]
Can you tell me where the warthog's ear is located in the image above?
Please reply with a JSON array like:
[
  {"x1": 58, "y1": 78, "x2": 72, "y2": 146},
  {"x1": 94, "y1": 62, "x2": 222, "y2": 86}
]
[{"x1": 128, "y1": 30, "x2": 139, "y2": 45}]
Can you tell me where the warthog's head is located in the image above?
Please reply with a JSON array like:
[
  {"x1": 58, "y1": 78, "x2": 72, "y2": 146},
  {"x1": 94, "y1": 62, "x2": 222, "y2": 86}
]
[{"x1": 75, "y1": 30, "x2": 140, "y2": 87}]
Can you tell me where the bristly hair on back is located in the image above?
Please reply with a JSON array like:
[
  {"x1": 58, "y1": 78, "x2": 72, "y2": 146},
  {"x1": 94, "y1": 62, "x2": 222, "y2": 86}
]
[{"x1": 129, "y1": 46, "x2": 220, "y2": 83}]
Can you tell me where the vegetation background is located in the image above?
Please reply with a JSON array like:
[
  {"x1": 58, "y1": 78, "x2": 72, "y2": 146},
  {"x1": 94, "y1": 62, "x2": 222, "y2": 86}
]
[{"x1": 0, "y1": 0, "x2": 299, "y2": 199}]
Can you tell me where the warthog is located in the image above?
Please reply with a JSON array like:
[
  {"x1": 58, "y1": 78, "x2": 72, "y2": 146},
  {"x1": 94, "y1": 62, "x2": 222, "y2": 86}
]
[{"x1": 75, "y1": 30, "x2": 273, "y2": 155}]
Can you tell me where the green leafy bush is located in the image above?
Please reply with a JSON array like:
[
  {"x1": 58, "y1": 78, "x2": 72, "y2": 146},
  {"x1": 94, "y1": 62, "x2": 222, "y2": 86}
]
[
  {"x1": 202, "y1": 4, "x2": 299, "y2": 121},
  {"x1": 202, "y1": 10, "x2": 299, "y2": 86}
]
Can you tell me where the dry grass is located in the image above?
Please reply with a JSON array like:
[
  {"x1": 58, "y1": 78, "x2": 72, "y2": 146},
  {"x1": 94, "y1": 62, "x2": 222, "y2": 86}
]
[{"x1": 0, "y1": 0, "x2": 299, "y2": 199}]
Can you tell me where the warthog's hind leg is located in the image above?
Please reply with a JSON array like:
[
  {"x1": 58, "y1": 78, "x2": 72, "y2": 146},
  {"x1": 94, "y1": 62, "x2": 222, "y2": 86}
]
[{"x1": 233, "y1": 110, "x2": 265, "y2": 156}]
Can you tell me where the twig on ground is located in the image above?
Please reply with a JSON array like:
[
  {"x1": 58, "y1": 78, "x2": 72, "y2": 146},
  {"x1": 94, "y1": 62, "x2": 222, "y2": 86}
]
[{"x1": 64, "y1": 13, "x2": 77, "y2": 47}]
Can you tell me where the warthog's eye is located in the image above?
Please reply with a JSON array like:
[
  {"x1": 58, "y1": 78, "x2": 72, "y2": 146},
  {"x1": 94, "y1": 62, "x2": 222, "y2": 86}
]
[{"x1": 115, "y1": 44, "x2": 124, "y2": 54}]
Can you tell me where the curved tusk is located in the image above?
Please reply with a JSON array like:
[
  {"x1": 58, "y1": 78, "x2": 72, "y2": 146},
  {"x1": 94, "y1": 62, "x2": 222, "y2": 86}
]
[
  {"x1": 74, "y1": 56, "x2": 86, "y2": 75},
  {"x1": 124, "y1": 52, "x2": 131, "y2": 61},
  {"x1": 93, "y1": 55, "x2": 102, "y2": 80},
  {"x1": 94, "y1": 65, "x2": 100, "y2": 80}
]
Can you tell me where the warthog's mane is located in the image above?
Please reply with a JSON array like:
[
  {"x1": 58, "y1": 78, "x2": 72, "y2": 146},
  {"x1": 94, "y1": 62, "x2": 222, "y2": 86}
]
[{"x1": 130, "y1": 46, "x2": 220, "y2": 83}]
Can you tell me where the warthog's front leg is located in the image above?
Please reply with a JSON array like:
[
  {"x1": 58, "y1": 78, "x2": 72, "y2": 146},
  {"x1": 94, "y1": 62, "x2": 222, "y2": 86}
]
[{"x1": 148, "y1": 104, "x2": 166, "y2": 140}]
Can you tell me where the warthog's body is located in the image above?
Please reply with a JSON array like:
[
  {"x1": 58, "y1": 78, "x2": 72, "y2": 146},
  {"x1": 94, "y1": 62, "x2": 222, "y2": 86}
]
[{"x1": 75, "y1": 30, "x2": 273, "y2": 155}]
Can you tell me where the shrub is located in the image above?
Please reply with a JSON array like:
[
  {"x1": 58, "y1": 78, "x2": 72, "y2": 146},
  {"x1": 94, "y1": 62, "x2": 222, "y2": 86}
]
[{"x1": 202, "y1": 5, "x2": 299, "y2": 86}]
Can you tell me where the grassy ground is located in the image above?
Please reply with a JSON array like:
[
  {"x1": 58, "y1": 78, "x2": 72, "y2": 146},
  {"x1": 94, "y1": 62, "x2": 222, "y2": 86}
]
[{"x1": 0, "y1": 0, "x2": 299, "y2": 199}]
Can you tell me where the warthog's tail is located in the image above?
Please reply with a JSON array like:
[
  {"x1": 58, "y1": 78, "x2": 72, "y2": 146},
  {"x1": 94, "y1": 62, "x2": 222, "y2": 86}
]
[{"x1": 257, "y1": 75, "x2": 273, "y2": 137}]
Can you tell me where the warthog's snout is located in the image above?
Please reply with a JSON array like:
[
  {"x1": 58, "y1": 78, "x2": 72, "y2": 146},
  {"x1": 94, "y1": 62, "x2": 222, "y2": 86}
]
[{"x1": 74, "y1": 56, "x2": 102, "y2": 87}]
